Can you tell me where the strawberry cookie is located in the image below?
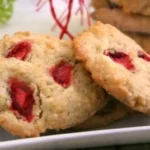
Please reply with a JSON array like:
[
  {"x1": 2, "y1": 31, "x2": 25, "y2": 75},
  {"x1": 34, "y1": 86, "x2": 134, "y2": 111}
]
[
  {"x1": 32, "y1": 39, "x2": 107, "y2": 130},
  {"x1": 73, "y1": 21, "x2": 150, "y2": 115},
  {"x1": 0, "y1": 35, "x2": 106, "y2": 137}
]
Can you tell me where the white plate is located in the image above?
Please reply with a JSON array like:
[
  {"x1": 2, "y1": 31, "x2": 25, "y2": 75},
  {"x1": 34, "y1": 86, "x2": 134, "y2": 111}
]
[{"x1": 0, "y1": 0, "x2": 150, "y2": 149}]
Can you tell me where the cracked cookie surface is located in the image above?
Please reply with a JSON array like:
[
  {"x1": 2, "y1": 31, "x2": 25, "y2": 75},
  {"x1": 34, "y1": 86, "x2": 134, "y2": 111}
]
[{"x1": 73, "y1": 21, "x2": 150, "y2": 115}]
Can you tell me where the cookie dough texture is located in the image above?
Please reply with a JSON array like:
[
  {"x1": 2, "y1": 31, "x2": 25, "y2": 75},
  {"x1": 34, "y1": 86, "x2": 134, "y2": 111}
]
[{"x1": 73, "y1": 21, "x2": 150, "y2": 115}]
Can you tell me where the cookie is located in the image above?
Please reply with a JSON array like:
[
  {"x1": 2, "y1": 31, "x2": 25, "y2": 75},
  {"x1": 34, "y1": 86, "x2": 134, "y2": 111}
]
[
  {"x1": 0, "y1": 33, "x2": 106, "y2": 137},
  {"x1": 126, "y1": 33, "x2": 150, "y2": 54},
  {"x1": 91, "y1": 8, "x2": 150, "y2": 34},
  {"x1": 74, "y1": 95, "x2": 130, "y2": 130},
  {"x1": 91, "y1": 0, "x2": 110, "y2": 9},
  {"x1": 73, "y1": 21, "x2": 150, "y2": 115},
  {"x1": 110, "y1": 0, "x2": 150, "y2": 16},
  {"x1": 91, "y1": 0, "x2": 119, "y2": 9}
]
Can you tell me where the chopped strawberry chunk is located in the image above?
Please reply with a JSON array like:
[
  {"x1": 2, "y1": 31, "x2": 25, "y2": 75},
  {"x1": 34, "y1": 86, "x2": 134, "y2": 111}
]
[
  {"x1": 104, "y1": 50, "x2": 135, "y2": 71},
  {"x1": 9, "y1": 77, "x2": 35, "y2": 122},
  {"x1": 138, "y1": 51, "x2": 150, "y2": 62},
  {"x1": 6, "y1": 41, "x2": 31, "y2": 60},
  {"x1": 50, "y1": 60, "x2": 73, "y2": 88}
]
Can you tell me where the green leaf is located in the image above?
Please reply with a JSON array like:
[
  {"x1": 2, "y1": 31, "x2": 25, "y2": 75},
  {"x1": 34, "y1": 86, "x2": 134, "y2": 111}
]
[{"x1": 0, "y1": 0, "x2": 15, "y2": 25}]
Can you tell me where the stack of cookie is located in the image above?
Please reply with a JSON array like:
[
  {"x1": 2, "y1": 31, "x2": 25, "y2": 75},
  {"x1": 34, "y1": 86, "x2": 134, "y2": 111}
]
[
  {"x1": 91, "y1": 0, "x2": 150, "y2": 54},
  {"x1": 0, "y1": 21, "x2": 150, "y2": 138}
]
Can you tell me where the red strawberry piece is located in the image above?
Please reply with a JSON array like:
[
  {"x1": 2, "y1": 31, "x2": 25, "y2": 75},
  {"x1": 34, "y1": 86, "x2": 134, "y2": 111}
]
[
  {"x1": 9, "y1": 77, "x2": 35, "y2": 122},
  {"x1": 138, "y1": 51, "x2": 150, "y2": 62},
  {"x1": 6, "y1": 41, "x2": 31, "y2": 60},
  {"x1": 50, "y1": 60, "x2": 73, "y2": 88},
  {"x1": 104, "y1": 50, "x2": 135, "y2": 71}
]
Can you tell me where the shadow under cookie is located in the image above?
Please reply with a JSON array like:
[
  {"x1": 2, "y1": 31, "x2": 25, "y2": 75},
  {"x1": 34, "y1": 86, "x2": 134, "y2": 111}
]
[{"x1": 73, "y1": 96, "x2": 130, "y2": 130}]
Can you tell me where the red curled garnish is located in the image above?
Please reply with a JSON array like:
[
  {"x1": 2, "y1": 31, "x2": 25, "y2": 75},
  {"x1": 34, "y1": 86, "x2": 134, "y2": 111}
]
[
  {"x1": 50, "y1": 60, "x2": 72, "y2": 88},
  {"x1": 49, "y1": 0, "x2": 74, "y2": 39},
  {"x1": 36, "y1": 0, "x2": 91, "y2": 39},
  {"x1": 9, "y1": 77, "x2": 35, "y2": 122},
  {"x1": 104, "y1": 50, "x2": 135, "y2": 71},
  {"x1": 6, "y1": 41, "x2": 31, "y2": 60},
  {"x1": 138, "y1": 51, "x2": 150, "y2": 62}
]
